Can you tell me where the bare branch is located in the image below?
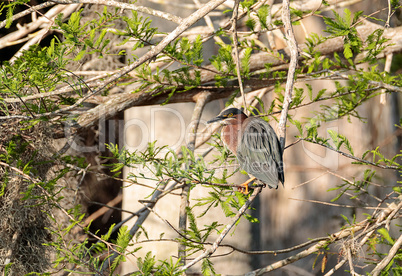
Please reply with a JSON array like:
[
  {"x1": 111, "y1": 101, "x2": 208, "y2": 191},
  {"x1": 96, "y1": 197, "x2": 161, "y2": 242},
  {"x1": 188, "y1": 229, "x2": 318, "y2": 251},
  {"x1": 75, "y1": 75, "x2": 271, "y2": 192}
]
[
  {"x1": 246, "y1": 195, "x2": 402, "y2": 275},
  {"x1": 278, "y1": 0, "x2": 299, "y2": 150},
  {"x1": 49, "y1": 0, "x2": 183, "y2": 24},
  {"x1": 323, "y1": 259, "x2": 347, "y2": 276},
  {"x1": 0, "y1": 4, "x2": 78, "y2": 51},
  {"x1": 57, "y1": 0, "x2": 227, "y2": 128},
  {"x1": 302, "y1": 139, "x2": 400, "y2": 170},
  {"x1": 289, "y1": 197, "x2": 386, "y2": 210},
  {"x1": 98, "y1": 179, "x2": 170, "y2": 274},
  {"x1": 179, "y1": 91, "x2": 211, "y2": 265},
  {"x1": 371, "y1": 232, "x2": 402, "y2": 276},
  {"x1": 0, "y1": 2, "x2": 56, "y2": 29},
  {"x1": 231, "y1": 0, "x2": 247, "y2": 111},
  {"x1": 80, "y1": 194, "x2": 122, "y2": 228}
]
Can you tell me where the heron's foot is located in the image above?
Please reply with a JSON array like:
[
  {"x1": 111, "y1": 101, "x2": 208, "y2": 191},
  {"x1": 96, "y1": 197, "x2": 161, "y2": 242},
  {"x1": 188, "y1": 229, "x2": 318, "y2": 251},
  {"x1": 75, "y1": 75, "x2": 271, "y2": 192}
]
[{"x1": 237, "y1": 177, "x2": 256, "y2": 194}]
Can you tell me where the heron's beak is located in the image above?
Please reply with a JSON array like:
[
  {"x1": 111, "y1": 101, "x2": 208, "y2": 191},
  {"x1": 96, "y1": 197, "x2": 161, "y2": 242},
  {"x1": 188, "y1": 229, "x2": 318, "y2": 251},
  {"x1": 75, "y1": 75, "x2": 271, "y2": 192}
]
[{"x1": 207, "y1": 115, "x2": 225, "y2": 124}]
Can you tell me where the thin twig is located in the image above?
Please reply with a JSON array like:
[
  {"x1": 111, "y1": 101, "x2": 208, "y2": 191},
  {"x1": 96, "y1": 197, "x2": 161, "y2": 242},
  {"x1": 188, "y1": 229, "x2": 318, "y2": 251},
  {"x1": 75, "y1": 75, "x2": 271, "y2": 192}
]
[
  {"x1": 192, "y1": 180, "x2": 262, "y2": 190},
  {"x1": 80, "y1": 194, "x2": 122, "y2": 228},
  {"x1": 73, "y1": 163, "x2": 90, "y2": 204},
  {"x1": 291, "y1": 171, "x2": 327, "y2": 189},
  {"x1": 385, "y1": 0, "x2": 392, "y2": 28},
  {"x1": 380, "y1": 53, "x2": 393, "y2": 104},
  {"x1": 288, "y1": 197, "x2": 386, "y2": 210},
  {"x1": 231, "y1": 0, "x2": 247, "y2": 111},
  {"x1": 326, "y1": 170, "x2": 383, "y2": 202},
  {"x1": 323, "y1": 259, "x2": 347, "y2": 276},
  {"x1": 331, "y1": 70, "x2": 402, "y2": 93},
  {"x1": 192, "y1": 0, "x2": 224, "y2": 44},
  {"x1": 346, "y1": 246, "x2": 362, "y2": 276},
  {"x1": 3, "y1": 84, "x2": 36, "y2": 118},
  {"x1": 220, "y1": 236, "x2": 329, "y2": 256},
  {"x1": 302, "y1": 139, "x2": 400, "y2": 170}
]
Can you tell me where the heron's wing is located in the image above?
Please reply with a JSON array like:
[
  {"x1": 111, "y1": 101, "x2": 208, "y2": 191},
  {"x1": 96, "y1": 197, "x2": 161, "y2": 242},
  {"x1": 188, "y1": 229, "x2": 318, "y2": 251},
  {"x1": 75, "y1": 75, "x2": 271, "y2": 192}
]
[{"x1": 236, "y1": 118, "x2": 284, "y2": 188}]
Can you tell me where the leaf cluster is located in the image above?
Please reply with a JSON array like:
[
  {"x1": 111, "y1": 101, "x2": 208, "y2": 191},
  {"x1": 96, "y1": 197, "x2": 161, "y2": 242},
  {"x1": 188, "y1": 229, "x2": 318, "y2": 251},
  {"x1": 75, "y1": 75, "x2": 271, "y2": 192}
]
[{"x1": 55, "y1": 7, "x2": 118, "y2": 60}]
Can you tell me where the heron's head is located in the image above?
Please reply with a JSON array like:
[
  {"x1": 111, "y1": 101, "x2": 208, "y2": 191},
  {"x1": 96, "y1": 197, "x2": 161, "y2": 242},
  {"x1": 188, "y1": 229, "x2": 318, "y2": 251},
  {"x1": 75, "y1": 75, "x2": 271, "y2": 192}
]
[{"x1": 207, "y1": 108, "x2": 248, "y2": 125}]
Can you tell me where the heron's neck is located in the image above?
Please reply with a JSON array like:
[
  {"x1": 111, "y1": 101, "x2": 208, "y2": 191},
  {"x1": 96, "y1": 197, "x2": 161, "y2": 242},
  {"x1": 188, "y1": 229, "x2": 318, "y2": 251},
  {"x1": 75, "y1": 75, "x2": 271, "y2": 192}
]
[{"x1": 221, "y1": 122, "x2": 242, "y2": 153}]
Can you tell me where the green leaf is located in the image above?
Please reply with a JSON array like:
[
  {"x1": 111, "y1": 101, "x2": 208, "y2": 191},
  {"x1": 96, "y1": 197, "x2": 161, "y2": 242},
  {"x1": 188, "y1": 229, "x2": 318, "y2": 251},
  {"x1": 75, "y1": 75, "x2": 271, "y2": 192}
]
[
  {"x1": 241, "y1": 47, "x2": 253, "y2": 77},
  {"x1": 74, "y1": 49, "x2": 87, "y2": 61},
  {"x1": 378, "y1": 228, "x2": 394, "y2": 245},
  {"x1": 344, "y1": 43, "x2": 353, "y2": 59},
  {"x1": 257, "y1": 5, "x2": 270, "y2": 29}
]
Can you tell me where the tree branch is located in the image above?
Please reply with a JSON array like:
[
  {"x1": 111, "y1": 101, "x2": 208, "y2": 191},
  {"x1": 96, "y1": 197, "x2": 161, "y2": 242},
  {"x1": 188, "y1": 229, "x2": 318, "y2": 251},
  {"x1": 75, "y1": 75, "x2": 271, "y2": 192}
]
[
  {"x1": 278, "y1": 0, "x2": 299, "y2": 149},
  {"x1": 49, "y1": 0, "x2": 226, "y2": 130},
  {"x1": 3, "y1": 21, "x2": 402, "y2": 130},
  {"x1": 98, "y1": 179, "x2": 170, "y2": 274},
  {"x1": 245, "y1": 195, "x2": 402, "y2": 275},
  {"x1": 231, "y1": 0, "x2": 247, "y2": 110},
  {"x1": 302, "y1": 139, "x2": 401, "y2": 170},
  {"x1": 0, "y1": 2, "x2": 56, "y2": 29},
  {"x1": 65, "y1": 21, "x2": 402, "y2": 138},
  {"x1": 179, "y1": 187, "x2": 263, "y2": 272},
  {"x1": 178, "y1": 91, "x2": 211, "y2": 265},
  {"x1": 49, "y1": 0, "x2": 183, "y2": 24},
  {"x1": 371, "y1": 232, "x2": 402, "y2": 276}
]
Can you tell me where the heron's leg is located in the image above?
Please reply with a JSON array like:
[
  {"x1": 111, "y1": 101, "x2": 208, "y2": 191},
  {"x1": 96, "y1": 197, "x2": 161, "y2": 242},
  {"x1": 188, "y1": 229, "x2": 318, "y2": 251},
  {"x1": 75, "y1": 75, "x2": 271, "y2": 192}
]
[{"x1": 238, "y1": 177, "x2": 256, "y2": 194}]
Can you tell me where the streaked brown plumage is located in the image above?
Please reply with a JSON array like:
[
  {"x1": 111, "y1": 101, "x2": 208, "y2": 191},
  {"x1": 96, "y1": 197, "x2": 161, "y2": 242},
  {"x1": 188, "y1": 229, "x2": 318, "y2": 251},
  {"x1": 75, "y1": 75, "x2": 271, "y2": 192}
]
[{"x1": 207, "y1": 108, "x2": 284, "y2": 189}]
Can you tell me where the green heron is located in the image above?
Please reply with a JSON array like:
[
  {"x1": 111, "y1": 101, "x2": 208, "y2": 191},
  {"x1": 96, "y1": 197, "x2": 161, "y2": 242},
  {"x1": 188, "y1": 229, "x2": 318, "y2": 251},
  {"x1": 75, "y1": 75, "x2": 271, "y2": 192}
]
[{"x1": 207, "y1": 108, "x2": 284, "y2": 193}]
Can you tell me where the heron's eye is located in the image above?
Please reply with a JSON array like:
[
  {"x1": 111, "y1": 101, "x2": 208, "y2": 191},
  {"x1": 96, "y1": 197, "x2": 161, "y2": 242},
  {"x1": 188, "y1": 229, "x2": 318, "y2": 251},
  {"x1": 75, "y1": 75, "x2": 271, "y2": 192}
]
[{"x1": 227, "y1": 113, "x2": 233, "y2": 117}]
